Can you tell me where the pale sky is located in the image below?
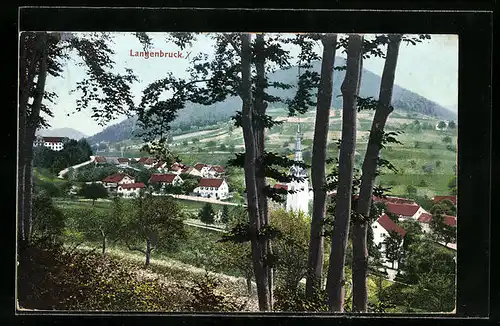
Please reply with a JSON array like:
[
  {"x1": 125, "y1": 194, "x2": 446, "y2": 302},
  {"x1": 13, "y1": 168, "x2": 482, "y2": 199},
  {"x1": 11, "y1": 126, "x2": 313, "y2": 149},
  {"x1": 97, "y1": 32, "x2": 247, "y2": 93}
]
[{"x1": 43, "y1": 33, "x2": 458, "y2": 136}]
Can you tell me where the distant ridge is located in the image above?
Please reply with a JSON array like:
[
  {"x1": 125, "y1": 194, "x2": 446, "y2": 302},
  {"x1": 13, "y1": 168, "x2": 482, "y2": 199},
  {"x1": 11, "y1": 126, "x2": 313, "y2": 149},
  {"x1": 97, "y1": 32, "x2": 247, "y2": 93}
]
[
  {"x1": 37, "y1": 127, "x2": 87, "y2": 140},
  {"x1": 88, "y1": 58, "x2": 457, "y2": 144}
]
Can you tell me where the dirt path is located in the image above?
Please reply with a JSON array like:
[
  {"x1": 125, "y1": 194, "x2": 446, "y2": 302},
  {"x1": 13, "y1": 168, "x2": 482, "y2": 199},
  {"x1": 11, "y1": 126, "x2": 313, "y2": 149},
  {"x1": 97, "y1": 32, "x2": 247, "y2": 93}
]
[{"x1": 173, "y1": 129, "x2": 220, "y2": 141}]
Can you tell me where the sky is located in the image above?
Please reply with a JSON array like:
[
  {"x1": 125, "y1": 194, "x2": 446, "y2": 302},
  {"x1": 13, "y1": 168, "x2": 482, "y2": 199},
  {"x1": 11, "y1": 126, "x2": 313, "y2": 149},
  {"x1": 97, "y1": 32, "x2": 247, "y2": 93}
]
[{"x1": 42, "y1": 33, "x2": 458, "y2": 136}]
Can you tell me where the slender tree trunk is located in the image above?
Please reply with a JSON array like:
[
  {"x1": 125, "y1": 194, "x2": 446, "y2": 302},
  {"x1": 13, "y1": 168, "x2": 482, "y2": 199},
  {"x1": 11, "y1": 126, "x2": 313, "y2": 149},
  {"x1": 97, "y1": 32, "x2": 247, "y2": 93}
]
[
  {"x1": 246, "y1": 275, "x2": 253, "y2": 296},
  {"x1": 23, "y1": 32, "x2": 49, "y2": 244},
  {"x1": 253, "y1": 33, "x2": 274, "y2": 310},
  {"x1": 325, "y1": 34, "x2": 363, "y2": 312},
  {"x1": 145, "y1": 239, "x2": 151, "y2": 266},
  {"x1": 306, "y1": 33, "x2": 338, "y2": 297},
  {"x1": 352, "y1": 34, "x2": 402, "y2": 312},
  {"x1": 101, "y1": 230, "x2": 107, "y2": 254},
  {"x1": 240, "y1": 33, "x2": 270, "y2": 311}
]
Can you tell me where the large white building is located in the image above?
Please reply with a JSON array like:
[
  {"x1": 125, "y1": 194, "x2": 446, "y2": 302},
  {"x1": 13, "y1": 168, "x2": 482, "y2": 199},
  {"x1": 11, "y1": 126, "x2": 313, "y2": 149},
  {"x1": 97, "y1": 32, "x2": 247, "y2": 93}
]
[
  {"x1": 286, "y1": 124, "x2": 309, "y2": 215},
  {"x1": 34, "y1": 136, "x2": 67, "y2": 151},
  {"x1": 194, "y1": 178, "x2": 229, "y2": 200}
]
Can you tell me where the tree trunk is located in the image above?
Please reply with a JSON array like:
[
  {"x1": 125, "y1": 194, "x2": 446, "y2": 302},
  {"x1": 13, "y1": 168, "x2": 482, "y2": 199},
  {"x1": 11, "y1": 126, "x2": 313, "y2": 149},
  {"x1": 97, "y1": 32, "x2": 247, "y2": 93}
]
[
  {"x1": 246, "y1": 275, "x2": 253, "y2": 296},
  {"x1": 145, "y1": 239, "x2": 151, "y2": 266},
  {"x1": 325, "y1": 34, "x2": 363, "y2": 312},
  {"x1": 240, "y1": 33, "x2": 270, "y2": 311},
  {"x1": 253, "y1": 33, "x2": 274, "y2": 310},
  {"x1": 306, "y1": 33, "x2": 338, "y2": 297},
  {"x1": 22, "y1": 32, "x2": 49, "y2": 244},
  {"x1": 101, "y1": 230, "x2": 107, "y2": 254},
  {"x1": 352, "y1": 34, "x2": 402, "y2": 312}
]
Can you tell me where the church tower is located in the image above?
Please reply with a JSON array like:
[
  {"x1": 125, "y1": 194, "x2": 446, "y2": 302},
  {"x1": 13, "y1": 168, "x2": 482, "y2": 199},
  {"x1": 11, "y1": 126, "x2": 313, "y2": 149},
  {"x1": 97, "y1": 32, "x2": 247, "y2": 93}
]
[{"x1": 286, "y1": 123, "x2": 310, "y2": 215}]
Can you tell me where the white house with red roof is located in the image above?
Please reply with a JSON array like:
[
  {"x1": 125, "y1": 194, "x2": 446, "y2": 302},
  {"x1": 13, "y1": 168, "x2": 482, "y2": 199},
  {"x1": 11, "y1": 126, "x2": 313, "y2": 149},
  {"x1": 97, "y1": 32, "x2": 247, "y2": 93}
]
[
  {"x1": 102, "y1": 173, "x2": 135, "y2": 189},
  {"x1": 384, "y1": 202, "x2": 421, "y2": 220},
  {"x1": 34, "y1": 136, "x2": 68, "y2": 151},
  {"x1": 194, "y1": 178, "x2": 229, "y2": 200},
  {"x1": 371, "y1": 213, "x2": 407, "y2": 280},
  {"x1": 432, "y1": 195, "x2": 457, "y2": 205},
  {"x1": 93, "y1": 156, "x2": 108, "y2": 166},
  {"x1": 117, "y1": 182, "x2": 146, "y2": 198},
  {"x1": 207, "y1": 165, "x2": 225, "y2": 178},
  {"x1": 117, "y1": 157, "x2": 130, "y2": 165},
  {"x1": 180, "y1": 166, "x2": 202, "y2": 177},
  {"x1": 194, "y1": 163, "x2": 212, "y2": 178},
  {"x1": 148, "y1": 173, "x2": 184, "y2": 188}
]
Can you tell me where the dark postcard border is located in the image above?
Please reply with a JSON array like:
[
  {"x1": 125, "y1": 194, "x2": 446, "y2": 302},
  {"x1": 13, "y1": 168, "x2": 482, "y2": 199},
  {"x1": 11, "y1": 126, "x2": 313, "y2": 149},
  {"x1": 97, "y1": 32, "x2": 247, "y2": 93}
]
[{"x1": 8, "y1": 6, "x2": 492, "y2": 325}]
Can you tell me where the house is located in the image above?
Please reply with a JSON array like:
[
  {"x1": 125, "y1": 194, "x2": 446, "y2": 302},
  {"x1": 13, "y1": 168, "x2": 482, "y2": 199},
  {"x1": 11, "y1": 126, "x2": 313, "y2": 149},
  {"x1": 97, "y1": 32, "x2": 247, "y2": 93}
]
[
  {"x1": 384, "y1": 202, "x2": 421, "y2": 220},
  {"x1": 194, "y1": 178, "x2": 230, "y2": 200},
  {"x1": 148, "y1": 173, "x2": 184, "y2": 189},
  {"x1": 142, "y1": 158, "x2": 158, "y2": 169},
  {"x1": 194, "y1": 163, "x2": 212, "y2": 177},
  {"x1": 102, "y1": 173, "x2": 135, "y2": 193},
  {"x1": 93, "y1": 156, "x2": 107, "y2": 166},
  {"x1": 371, "y1": 213, "x2": 407, "y2": 280},
  {"x1": 169, "y1": 162, "x2": 187, "y2": 175},
  {"x1": 417, "y1": 213, "x2": 457, "y2": 233},
  {"x1": 153, "y1": 161, "x2": 168, "y2": 172},
  {"x1": 33, "y1": 136, "x2": 68, "y2": 151},
  {"x1": 432, "y1": 195, "x2": 457, "y2": 206},
  {"x1": 104, "y1": 156, "x2": 120, "y2": 165},
  {"x1": 117, "y1": 157, "x2": 130, "y2": 165},
  {"x1": 117, "y1": 182, "x2": 146, "y2": 198},
  {"x1": 207, "y1": 165, "x2": 225, "y2": 178},
  {"x1": 180, "y1": 166, "x2": 202, "y2": 177}
]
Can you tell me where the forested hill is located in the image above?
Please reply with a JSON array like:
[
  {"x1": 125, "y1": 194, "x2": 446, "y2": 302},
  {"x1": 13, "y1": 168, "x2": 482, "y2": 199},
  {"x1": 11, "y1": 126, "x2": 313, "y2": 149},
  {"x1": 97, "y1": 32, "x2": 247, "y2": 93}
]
[{"x1": 88, "y1": 57, "x2": 456, "y2": 144}]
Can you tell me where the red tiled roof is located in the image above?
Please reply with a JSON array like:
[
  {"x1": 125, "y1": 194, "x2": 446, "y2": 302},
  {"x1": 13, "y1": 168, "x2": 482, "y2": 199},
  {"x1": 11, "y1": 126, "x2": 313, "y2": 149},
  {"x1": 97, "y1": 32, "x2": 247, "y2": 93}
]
[
  {"x1": 199, "y1": 178, "x2": 224, "y2": 188},
  {"x1": 273, "y1": 183, "x2": 289, "y2": 191},
  {"x1": 433, "y1": 196, "x2": 457, "y2": 205},
  {"x1": 180, "y1": 166, "x2": 192, "y2": 174},
  {"x1": 375, "y1": 196, "x2": 417, "y2": 205},
  {"x1": 117, "y1": 158, "x2": 129, "y2": 163},
  {"x1": 137, "y1": 157, "x2": 149, "y2": 163},
  {"x1": 210, "y1": 165, "x2": 225, "y2": 173},
  {"x1": 386, "y1": 202, "x2": 420, "y2": 217},
  {"x1": 149, "y1": 173, "x2": 178, "y2": 183},
  {"x1": 194, "y1": 163, "x2": 207, "y2": 171},
  {"x1": 43, "y1": 136, "x2": 65, "y2": 143},
  {"x1": 102, "y1": 173, "x2": 132, "y2": 183},
  {"x1": 153, "y1": 161, "x2": 165, "y2": 169},
  {"x1": 144, "y1": 158, "x2": 157, "y2": 165},
  {"x1": 417, "y1": 213, "x2": 457, "y2": 227},
  {"x1": 377, "y1": 214, "x2": 407, "y2": 237},
  {"x1": 95, "y1": 156, "x2": 106, "y2": 163},
  {"x1": 118, "y1": 182, "x2": 145, "y2": 189}
]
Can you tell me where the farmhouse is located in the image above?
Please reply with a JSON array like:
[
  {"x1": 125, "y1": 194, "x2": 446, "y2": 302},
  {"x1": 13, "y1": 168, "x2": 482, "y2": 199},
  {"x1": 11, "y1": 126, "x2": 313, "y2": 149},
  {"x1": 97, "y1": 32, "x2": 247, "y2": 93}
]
[
  {"x1": 384, "y1": 202, "x2": 421, "y2": 220},
  {"x1": 93, "y1": 156, "x2": 107, "y2": 166},
  {"x1": 102, "y1": 173, "x2": 135, "y2": 194},
  {"x1": 117, "y1": 182, "x2": 146, "y2": 198},
  {"x1": 207, "y1": 165, "x2": 225, "y2": 178},
  {"x1": 148, "y1": 173, "x2": 184, "y2": 188},
  {"x1": 194, "y1": 178, "x2": 229, "y2": 200},
  {"x1": 153, "y1": 161, "x2": 168, "y2": 172},
  {"x1": 180, "y1": 166, "x2": 202, "y2": 177},
  {"x1": 169, "y1": 162, "x2": 187, "y2": 175},
  {"x1": 117, "y1": 157, "x2": 130, "y2": 165}
]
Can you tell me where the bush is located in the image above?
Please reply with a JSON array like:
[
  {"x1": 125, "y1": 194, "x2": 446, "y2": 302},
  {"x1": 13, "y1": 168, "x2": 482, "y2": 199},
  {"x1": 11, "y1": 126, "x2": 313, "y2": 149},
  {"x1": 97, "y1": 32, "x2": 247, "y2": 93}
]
[
  {"x1": 418, "y1": 179, "x2": 428, "y2": 187},
  {"x1": 406, "y1": 185, "x2": 417, "y2": 195},
  {"x1": 17, "y1": 243, "x2": 190, "y2": 311},
  {"x1": 274, "y1": 286, "x2": 329, "y2": 312}
]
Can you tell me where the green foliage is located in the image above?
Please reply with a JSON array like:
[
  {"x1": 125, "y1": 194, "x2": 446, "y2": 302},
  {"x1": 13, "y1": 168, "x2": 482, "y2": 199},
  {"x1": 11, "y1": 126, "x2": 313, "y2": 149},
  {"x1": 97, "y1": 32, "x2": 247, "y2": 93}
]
[
  {"x1": 442, "y1": 136, "x2": 452, "y2": 144},
  {"x1": 199, "y1": 203, "x2": 215, "y2": 225},
  {"x1": 17, "y1": 243, "x2": 188, "y2": 311},
  {"x1": 34, "y1": 178, "x2": 63, "y2": 197},
  {"x1": 181, "y1": 178, "x2": 199, "y2": 195},
  {"x1": 447, "y1": 121, "x2": 456, "y2": 129},
  {"x1": 437, "y1": 121, "x2": 447, "y2": 129},
  {"x1": 33, "y1": 139, "x2": 93, "y2": 173},
  {"x1": 406, "y1": 184, "x2": 417, "y2": 195},
  {"x1": 270, "y1": 209, "x2": 310, "y2": 291},
  {"x1": 274, "y1": 285, "x2": 329, "y2": 312},
  {"x1": 184, "y1": 272, "x2": 244, "y2": 312},
  {"x1": 418, "y1": 179, "x2": 428, "y2": 187},
  {"x1": 32, "y1": 191, "x2": 66, "y2": 242},
  {"x1": 384, "y1": 231, "x2": 403, "y2": 269},
  {"x1": 78, "y1": 182, "x2": 108, "y2": 204},
  {"x1": 221, "y1": 206, "x2": 230, "y2": 224},
  {"x1": 124, "y1": 195, "x2": 187, "y2": 257},
  {"x1": 448, "y1": 176, "x2": 457, "y2": 195}
]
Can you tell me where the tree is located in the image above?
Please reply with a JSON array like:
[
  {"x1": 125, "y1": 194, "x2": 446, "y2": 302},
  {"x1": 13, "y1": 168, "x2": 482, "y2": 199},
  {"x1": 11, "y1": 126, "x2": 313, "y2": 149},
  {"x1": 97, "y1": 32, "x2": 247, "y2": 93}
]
[
  {"x1": 383, "y1": 231, "x2": 403, "y2": 269},
  {"x1": 271, "y1": 208, "x2": 311, "y2": 292},
  {"x1": 406, "y1": 185, "x2": 417, "y2": 195},
  {"x1": 125, "y1": 195, "x2": 186, "y2": 266},
  {"x1": 429, "y1": 214, "x2": 456, "y2": 245},
  {"x1": 78, "y1": 182, "x2": 108, "y2": 205},
  {"x1": 351, "y1": 33, "x2": 404, "y2": 312},
  {"x1": 448, "y1": 176, "x2": 457, "y2": 195},
  {"x1": 447, "y1": 121, "x2": 456, "y2": 129},
  {"x1": 31, "y1": 191, "x2": 65, "y2": 243},
  {"x1": 18, "y1": 32, "x2": 137, "y2": 247},
  {"x1": 442, "y1": 136, "x2": 452, "y2": 144},
  {"x1": 307, "y1": 33, "x2": 338, "y2": 297},
  {"x1": 437, "y1": 121, "x2": 447, "y2": 129},
  {"x1": 221, "y1": 206, "x2": 230, "y2": 224},
  {"x1": 74, "y1": 198, "x2": 125, "y2": 254},
  {"x1": 325, "y1": 34, "x2": 363, "y2": 312},
  {"x1": 181, "y1": 178, "x2": 199, "y2": 195},
  {"x1": 199, "y1": 203, "x2": 215, "y2": 225}
]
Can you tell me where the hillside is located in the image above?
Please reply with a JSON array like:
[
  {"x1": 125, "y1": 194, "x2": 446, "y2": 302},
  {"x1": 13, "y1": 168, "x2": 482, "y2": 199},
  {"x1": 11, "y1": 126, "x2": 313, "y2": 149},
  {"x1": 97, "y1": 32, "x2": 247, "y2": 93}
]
[
  {"x1": 88, "y1": 58, "x2": 456, "y2": 144},
  {"x1": 37, "y1": 127, "x2": 87, "y2": 140}
]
